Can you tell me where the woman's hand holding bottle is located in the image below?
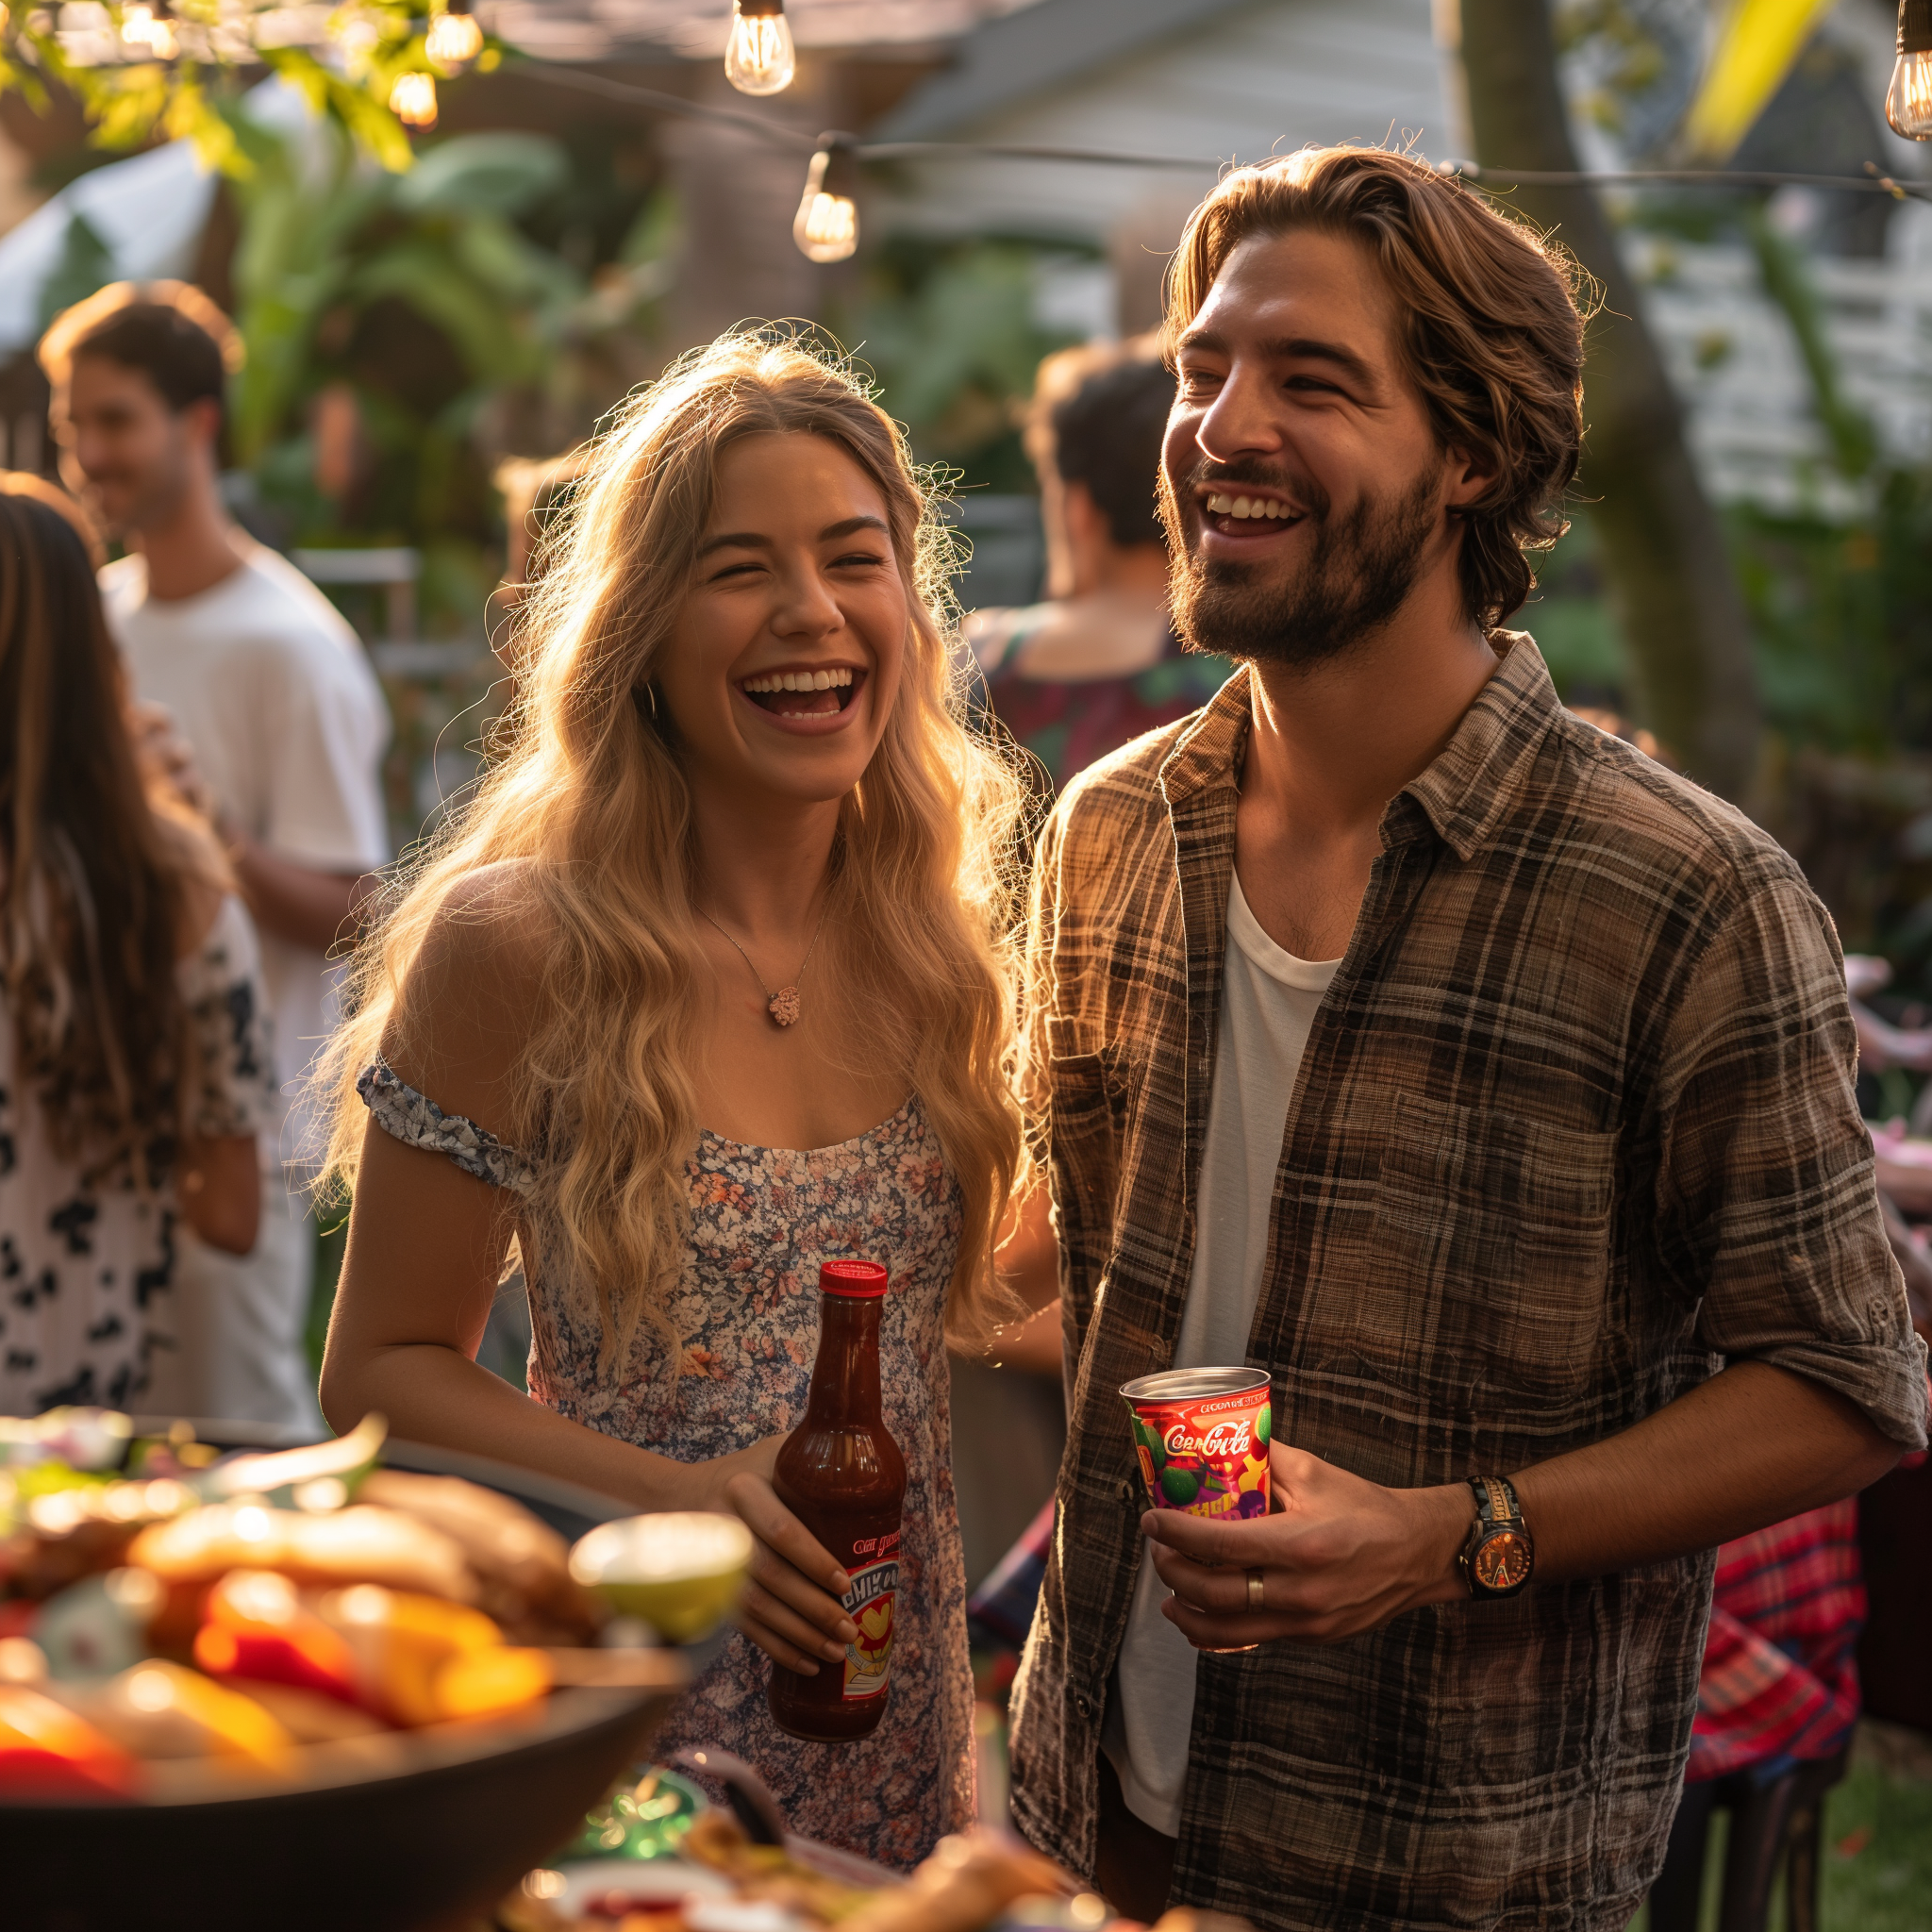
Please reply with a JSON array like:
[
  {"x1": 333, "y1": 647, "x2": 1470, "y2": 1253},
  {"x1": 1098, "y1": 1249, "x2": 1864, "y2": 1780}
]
[{"x1": 694, "y1": 1437, "x2": 858, "y2": 1674}]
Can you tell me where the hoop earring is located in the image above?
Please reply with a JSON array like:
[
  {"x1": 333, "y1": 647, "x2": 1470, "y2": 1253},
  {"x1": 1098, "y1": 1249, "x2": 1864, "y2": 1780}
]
[{"x1": 646, "y1": 684, "x2": 659, "y2": 720}]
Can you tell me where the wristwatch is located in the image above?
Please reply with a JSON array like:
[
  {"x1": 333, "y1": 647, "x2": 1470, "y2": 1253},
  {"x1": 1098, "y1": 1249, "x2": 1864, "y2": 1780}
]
[{"x1": 1458, "y1": 1475, "x2": 1534, "y2": 1599}]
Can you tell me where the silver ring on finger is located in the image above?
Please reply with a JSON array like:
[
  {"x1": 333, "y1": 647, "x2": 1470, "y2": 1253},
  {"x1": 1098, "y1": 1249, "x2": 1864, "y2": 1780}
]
[{"x1": 1246, "y1": 1567, "x2": 1265, "y2": 1611}]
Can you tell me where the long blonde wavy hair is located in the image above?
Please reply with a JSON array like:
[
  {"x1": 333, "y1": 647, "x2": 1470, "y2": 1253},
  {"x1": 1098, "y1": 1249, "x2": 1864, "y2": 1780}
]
[{"x1": 317, "y1": 333, "x2": 1026, "y2": 1381}]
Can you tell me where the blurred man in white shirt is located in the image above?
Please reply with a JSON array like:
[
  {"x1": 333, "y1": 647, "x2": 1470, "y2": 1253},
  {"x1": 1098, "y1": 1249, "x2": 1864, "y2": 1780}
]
[{"x1": 41, "y1": 282, "x2": 390, "y2": 1430}]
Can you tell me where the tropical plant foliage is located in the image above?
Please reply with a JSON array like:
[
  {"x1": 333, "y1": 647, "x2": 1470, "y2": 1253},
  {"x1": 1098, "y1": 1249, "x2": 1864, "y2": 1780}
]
[
  {"x1": 850, "y1": 237, "x2": 1087, "y2": 494},
  {"x1": 221, "y1": 105, "x2": 671, "y2": 614},
  {"x1": 175, "y1": 104, "x2": 670, "y2": 848}
]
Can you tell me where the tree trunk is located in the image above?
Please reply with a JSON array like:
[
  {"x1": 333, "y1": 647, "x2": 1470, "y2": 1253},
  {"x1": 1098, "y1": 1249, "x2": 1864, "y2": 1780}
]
[{"x1": 1456, "y1": 0, "x2": 1763, "y2": 805}]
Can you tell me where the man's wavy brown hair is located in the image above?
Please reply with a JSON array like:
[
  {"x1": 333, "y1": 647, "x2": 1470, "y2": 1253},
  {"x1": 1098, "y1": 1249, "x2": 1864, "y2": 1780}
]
[{"x1": 1164, "y1": 145, "x2": 1588, "y2": 630}]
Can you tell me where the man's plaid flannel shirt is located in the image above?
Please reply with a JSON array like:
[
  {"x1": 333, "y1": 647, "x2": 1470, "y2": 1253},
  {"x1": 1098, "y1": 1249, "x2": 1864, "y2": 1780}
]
[{"x1": 1007, "y1": 639, "x2": 1929, "y2": 1932}]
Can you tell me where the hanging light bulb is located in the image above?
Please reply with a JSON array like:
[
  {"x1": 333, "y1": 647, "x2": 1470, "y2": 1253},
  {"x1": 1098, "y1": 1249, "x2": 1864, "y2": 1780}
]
[
  {"x1": 1889, "y1": 0, "x2": 1932, "y2": 138},
  {"x1": 724, "y1": 0, "x2": 794, "y2": 96},
  {"x1": 120, "y1": 2, "x2": 175, "y2": 57},
  {"x1": 793, "y1": 137, "x2": 858, "y2": 263},
  {"x1": 425, "y1": 0, "x2": 482, "y2": 73},
  {"x1": 390, "y1": 70, "x2": 439, "y2": 129}
]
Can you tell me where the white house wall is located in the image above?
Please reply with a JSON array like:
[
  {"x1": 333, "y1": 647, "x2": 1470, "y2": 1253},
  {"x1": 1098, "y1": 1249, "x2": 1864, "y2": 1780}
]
[
  {"x1": 874, "y1": 0, "x2": 1456, "y2": 244},
  {"x1": 873, "y1": 0, "x2": 1932, "y2": 519}
]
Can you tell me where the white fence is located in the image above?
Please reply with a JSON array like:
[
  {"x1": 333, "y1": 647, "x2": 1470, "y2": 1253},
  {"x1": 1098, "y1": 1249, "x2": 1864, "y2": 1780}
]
[{"x1": 1629, "y1": 198, "x2": 1932, "y2": 521}]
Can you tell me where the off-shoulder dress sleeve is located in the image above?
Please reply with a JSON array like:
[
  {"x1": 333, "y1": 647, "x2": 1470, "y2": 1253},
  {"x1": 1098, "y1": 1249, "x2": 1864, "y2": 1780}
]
[{"x1": 356, "y1": 1057, "x2": 537, "y2": 1196}]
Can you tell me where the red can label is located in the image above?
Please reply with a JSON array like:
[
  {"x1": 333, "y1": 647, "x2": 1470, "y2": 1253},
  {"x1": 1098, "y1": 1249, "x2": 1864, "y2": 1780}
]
[
  {"x1": 841, "y1": 1528, "x2": 900, "y2": 1700},
  {"x1": 1122, "y1": 1369, "x2": 1272, "y2": 1521}
]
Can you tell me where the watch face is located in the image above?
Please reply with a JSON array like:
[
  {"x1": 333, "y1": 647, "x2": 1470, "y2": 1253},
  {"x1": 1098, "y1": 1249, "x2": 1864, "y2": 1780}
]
[{"x1": 1473, "y1": 1531, "x2": 1532, "y2": 1592}]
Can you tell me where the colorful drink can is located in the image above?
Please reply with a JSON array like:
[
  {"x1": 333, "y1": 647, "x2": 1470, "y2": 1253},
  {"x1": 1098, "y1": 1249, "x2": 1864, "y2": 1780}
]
[{"x1": 1120, "y1": 1368, "x2": 1272, "y2": 1521}]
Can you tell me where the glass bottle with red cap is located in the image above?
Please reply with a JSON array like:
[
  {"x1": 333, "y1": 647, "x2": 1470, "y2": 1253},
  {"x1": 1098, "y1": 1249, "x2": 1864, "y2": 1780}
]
[{"x1": 768, "y1": 1258, "x2": 908, "y2": 1740}]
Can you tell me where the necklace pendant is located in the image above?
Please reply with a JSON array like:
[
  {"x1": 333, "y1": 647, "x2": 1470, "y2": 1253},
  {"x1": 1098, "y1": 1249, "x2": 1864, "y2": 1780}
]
[{"x1": 767, "y1": 986, "x2": 802, "y2": 1027}]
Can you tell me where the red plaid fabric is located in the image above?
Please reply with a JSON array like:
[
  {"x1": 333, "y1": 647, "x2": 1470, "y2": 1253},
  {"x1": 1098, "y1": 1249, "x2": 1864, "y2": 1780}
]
[{"x1": 1687, "y1": 1501, "x2": 1864, "y2": 1783}]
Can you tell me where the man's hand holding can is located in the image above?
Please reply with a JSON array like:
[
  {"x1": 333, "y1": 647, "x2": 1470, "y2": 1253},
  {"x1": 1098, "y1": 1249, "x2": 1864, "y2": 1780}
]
[{"x1": 1145, "y1": 1442, "x2": 1475, "y2": 1649}]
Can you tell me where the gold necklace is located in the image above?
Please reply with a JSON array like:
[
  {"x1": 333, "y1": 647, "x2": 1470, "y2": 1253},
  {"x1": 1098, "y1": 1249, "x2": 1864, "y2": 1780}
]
[{"x1": 697, "y1": 901, "x2": 829, "y2": 1028}]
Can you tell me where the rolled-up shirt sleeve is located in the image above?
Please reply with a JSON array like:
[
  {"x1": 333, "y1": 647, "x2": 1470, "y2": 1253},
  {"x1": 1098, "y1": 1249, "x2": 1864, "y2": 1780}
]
[{"x1": 1655, "y1": 869, "x2": 1929, "y2": 1447}]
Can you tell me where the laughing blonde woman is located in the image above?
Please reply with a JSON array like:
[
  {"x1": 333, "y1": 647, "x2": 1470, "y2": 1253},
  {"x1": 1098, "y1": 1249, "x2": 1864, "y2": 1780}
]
[{"x1": 314, "y1": 335, "x2": 1026, "y2": 1868}]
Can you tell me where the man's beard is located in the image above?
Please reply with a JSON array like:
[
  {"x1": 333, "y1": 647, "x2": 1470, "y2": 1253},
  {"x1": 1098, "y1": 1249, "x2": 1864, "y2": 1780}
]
[
  {"x1": 84, "y1": 470, "x2": 174, "y2": 541},
  {"x1": 1161, "y1": 460, "x2": 1443, "y2": 670}
]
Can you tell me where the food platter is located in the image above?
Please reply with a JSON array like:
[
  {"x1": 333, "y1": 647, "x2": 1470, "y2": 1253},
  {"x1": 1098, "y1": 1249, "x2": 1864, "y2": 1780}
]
[{"x1": 3, "y1": 1422, "x2": 721, "y2": 1932}]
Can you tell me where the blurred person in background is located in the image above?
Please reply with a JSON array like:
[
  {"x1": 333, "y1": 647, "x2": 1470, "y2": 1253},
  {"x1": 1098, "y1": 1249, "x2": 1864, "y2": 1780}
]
[
  {"x1": 39, "y1": 283, "x2": 390, "y2": 1431},
  {"x1": 954, "y1": 342, "x2": 1238, "y2": 1609},
  {"x1": 964, "y1": 338, "x2": 1233, "y2": 795},
  {"x1": 0, "y1": 477, "x2": 273, "y2": 1415},
  {"x1": 1643, "y1": 952, "x2": 1932, "y2": 1926},
  {"x1": 1646, "y1": 1491, "x2": 1872, "y2": 1930},
  {"x1": 493, "y1": 449, "x2": 591, "y2": 605}
]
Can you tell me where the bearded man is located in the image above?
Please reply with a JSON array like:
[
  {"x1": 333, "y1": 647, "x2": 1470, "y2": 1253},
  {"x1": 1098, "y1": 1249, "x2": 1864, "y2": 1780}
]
[{"x1": 1004, "y1": 146, "x2": 1927, "y2": 1932}]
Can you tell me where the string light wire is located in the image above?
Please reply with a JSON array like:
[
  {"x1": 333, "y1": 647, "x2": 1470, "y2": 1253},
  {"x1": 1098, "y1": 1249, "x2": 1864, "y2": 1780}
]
[
  {"x1": 514, "y1": 60, "x2": 1932, "y2": 208},
  {"x1": 1437, "y1": 159, "x2": 1932, "y2": 201}
]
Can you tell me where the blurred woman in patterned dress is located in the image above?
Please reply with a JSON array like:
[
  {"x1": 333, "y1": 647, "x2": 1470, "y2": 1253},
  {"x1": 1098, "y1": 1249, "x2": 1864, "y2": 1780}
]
[
  {"x1": 0, "y1": 477, "x2": 271, "y2": 1416},
  {"x1": 314, "y1": 335, "x2": 1031, "y2": 1868}
]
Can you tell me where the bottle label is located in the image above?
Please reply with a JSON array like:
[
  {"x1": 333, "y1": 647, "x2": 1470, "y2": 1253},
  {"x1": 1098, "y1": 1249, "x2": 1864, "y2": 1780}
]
[{"x1": 841, "y1": 1541, "x2": 899, "y2": 1701}]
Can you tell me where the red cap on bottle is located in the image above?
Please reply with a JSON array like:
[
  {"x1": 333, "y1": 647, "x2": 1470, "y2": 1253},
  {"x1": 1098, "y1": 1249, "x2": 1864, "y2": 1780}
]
[{"x1": 819, "y1": 1259, "x2": 889, "y2": 1299}]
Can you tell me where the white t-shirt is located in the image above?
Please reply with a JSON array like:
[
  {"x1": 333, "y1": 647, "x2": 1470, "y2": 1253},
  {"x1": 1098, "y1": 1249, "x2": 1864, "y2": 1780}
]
[
  {"x1": 102, "y1": 546, "x2": 390, "y2": 1163},
  {"x1": 1101, "y1": 871, "x2": 1341, "y2": 1836}
]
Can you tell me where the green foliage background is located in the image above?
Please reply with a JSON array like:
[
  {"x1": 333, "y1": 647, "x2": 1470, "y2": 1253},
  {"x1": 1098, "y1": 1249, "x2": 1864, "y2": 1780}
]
[
  {"x1": 848, "y1": 235, "x2": 1089, "y2": 493},
  {"x1": 222, "y1": 109, "x2": 670, "y2": 606}
]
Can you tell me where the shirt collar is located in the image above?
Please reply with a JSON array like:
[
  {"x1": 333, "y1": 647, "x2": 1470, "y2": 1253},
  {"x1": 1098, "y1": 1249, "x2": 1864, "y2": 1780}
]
[
  {"x1": 1156, "y1": 633, "x2": 1562, "y2": 862},
  {"x1": 1396, "y1": 632, "x2": 1561, "y2": 860},
  {"x1": 1158, "y1": 662, "x2": 1252, "y2": 811}
]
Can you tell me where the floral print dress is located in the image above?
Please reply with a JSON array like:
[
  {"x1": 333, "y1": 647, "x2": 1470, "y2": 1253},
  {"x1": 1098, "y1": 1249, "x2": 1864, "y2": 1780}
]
[
  {"x1": 358, "y1": 1063, "x2": 974, "y2": 1871},
  {"x1": 0, "y1": 895, "x2": 275, "y2": 1415}
]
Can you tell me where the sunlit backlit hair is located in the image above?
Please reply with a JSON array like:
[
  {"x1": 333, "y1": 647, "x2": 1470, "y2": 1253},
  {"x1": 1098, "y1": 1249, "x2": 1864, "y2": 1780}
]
[
  {"x1": 37, "y1": 279, "x2": 245, "y2": 390},
  {"x1": 1164, "y1": 144, "x2": 1589, "y2": 629},
  {"x1": 316, "y1": 331, "x2": 1026, "y2": 1390}
]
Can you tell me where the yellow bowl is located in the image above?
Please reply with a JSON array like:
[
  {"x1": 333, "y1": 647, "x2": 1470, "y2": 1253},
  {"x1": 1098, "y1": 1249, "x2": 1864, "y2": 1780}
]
[{"x1": 568, "y1": 1512, "x2": 754, "y2": 1644}]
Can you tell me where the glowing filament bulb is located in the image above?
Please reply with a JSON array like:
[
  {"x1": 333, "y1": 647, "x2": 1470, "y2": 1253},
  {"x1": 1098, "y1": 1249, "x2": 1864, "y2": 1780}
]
[
  {"x1": 1889, "y1": 52, "x2": 1932, "y2": 138},
  {"x1": 119, "y1": 3, "x2": 175, "y2": 55},
  {"x1": 390, "y1": 71, "x2": 439, "y2": 130},
  {"x1": 425, "y1": 6, "x2": 482, "y2": 71},
  {"x1": 1891, "y1": 0, "x2": 1932, "y2": 138},
  {"x1": 793, "y1": 141, "x2": 858, "y2": 263},
  {"x1": 724, "y1": 0, "x2": 794, "y2": 96},
  {"x1": 795, "y1": 191, "x2": 858, "y2": 262}
]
